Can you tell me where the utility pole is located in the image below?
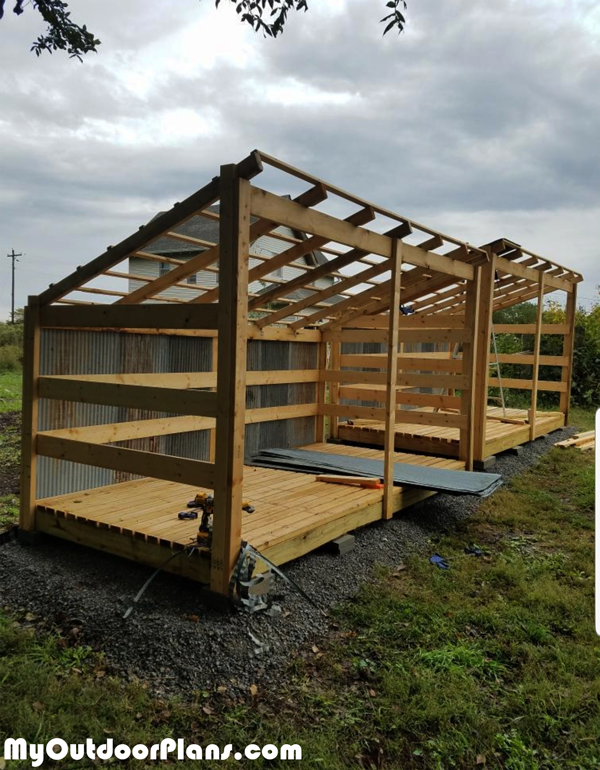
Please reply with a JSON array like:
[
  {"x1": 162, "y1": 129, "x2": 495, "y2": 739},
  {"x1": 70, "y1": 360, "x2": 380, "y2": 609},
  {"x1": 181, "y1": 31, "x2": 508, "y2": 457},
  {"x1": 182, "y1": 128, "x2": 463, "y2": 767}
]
[{"x1": 6, "y1": 249, "x2": 22, "y2": 324}]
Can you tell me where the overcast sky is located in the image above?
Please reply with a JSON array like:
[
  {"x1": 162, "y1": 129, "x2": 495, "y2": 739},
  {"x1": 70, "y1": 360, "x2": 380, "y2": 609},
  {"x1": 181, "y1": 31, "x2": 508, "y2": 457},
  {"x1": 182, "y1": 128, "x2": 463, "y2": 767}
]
[{"x1": 1, "y1": 0, "x2": 599, "y2": 318}]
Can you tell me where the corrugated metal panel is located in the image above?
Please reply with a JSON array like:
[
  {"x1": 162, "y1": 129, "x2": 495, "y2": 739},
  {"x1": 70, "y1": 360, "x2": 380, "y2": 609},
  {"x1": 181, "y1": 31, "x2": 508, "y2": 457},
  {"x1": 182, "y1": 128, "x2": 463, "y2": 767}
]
[{"x1": 38, "y1": 329, "x2": 212, "y2": 498}]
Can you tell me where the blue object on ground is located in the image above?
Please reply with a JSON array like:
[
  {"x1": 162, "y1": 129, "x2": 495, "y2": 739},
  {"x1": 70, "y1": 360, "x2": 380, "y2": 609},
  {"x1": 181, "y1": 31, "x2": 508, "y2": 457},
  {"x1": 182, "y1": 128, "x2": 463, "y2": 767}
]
[{"x1": 429, "y1": 553, "x2": 450, "y2": 570}]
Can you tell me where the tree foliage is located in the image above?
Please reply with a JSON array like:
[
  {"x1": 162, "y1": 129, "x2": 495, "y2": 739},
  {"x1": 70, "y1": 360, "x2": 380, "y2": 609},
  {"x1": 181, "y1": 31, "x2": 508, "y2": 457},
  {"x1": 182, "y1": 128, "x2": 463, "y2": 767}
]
[
  {"x1": 1, "y1": 0, "x2": 408, "y2": 61},
  {"x1": 0, "y1": 0, "x2": 99, "y2": 59},
  {"x1": 214, "y1": 0, "x2": 408, "y2": 37}
]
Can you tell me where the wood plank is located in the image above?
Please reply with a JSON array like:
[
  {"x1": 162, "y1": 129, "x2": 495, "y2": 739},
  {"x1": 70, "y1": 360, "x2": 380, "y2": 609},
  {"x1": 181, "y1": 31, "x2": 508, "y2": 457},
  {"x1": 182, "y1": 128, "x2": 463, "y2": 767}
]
[
  {"x1": 19, "y1": 299, "x2": 41, "y2": 531},
  {"x1": 384, "y1": 240, "x2": 402, "y2": 519},
  {"x1": 42, "y1": 369, "x2": 320, "y2": 388},
  {"x1": 560, "y1": 283, "x2": 577, "y2": 419},
  {"x1": 488, "y1": 378, "x2": 567, "y2": 393},
  {"x1": 459, "y1": 266, "x2": 481, "y2": 470},
  {"x1": 211, "y1": 167, "x2": 251, "y2": 595},
  {"x1": 345, "y1": 314, "x2": 466, "y2": 330},
  {"x1": 493, "y1": 324, "x2": 569, "y2": 335},
  {"x1": 315, "y1": 341, "x2": 327, "y2": 443},
  {"x1": 38, "y1": 377, "x2": 218, "y2": 417},
  {"x1": 495, "y1": 255, "x2": 572, "y2": 293},
  {"x1": 487, "y1": 353, "x2": 568, "y2": 367},
  {"x1": 37, "y1": 175, "x2": 222, "y2": 306},
  {"x1": 250, "y1": 187, "x2": 475, "y2": 280},
  {"x1": 323, "y1": 328, "x2": 467, "y2": 345},
  {"x1": 36, "y1": 510, "x2": 210, "y2": 583},
  {"x1": 324, "y1": 370, "x2": 468, "y2": 389},
  {"x1": 323, "y1": 404, "x2": 467, "y2": 428},
  {"x1": 339, "y1": 386, "x2": 461, "y2": 410},
  {"x1": 37, "y1": 434, "x2": 215, "y2": 488},
  {"x1": 40, "y1": 304, "x2": 218, "y2": 330},
  {"x1": 340, "y1": 354, "x2": 464, "y2": 373},
  {"x1": 529, "y1": 273, "x2": 545, "y2": 441}
]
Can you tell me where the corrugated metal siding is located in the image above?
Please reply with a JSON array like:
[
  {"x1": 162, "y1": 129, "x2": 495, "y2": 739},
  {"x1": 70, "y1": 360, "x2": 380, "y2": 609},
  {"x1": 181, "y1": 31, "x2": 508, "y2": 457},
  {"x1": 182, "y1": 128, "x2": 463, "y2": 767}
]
[
  {"x1": 38, "y1": 329, "x2": 213, "y2": 498},
  {"x1": 37, "y1": 330, "x2": 316, "y2": 497}
]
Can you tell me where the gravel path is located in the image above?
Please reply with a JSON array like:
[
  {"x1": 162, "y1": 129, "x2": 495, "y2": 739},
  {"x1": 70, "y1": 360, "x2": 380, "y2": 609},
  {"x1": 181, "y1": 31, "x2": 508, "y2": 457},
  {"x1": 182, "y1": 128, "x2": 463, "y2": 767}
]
[{"x1": 0, "y1": 427, "x2": 576, "y2": 698}]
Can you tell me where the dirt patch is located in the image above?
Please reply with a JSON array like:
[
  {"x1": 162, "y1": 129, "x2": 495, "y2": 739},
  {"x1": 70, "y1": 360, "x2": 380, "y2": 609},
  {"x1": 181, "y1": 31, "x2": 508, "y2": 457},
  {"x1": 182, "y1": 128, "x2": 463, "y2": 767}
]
[{"x1": 0, "y1": 411, "x2": 21, "y2": 497}]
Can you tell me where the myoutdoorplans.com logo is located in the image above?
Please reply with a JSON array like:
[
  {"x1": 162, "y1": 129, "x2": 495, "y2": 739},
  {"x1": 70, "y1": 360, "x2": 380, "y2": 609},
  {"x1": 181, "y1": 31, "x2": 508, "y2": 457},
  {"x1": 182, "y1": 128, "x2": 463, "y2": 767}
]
[{"x1": 3, "y1": 738, "x2": 302, "y2": 765}]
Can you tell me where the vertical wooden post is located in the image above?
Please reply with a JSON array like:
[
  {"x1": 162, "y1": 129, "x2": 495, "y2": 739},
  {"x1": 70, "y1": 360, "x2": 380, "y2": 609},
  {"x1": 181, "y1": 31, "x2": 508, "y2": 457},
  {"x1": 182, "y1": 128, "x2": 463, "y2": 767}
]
[
  {"x1": 383, "y1": 240, "x2": 403, "y2": 520},
  {"x1": 473, "y1": 254, "x2": 496, "y2": 463},
  {"x1": 315, "y1": 336, "x2": 327, "y2": 443},
  {"x1": 560, "y1": 283, "x2": 578, "y2": 424},
  {"x1": 459, "y1": 267, "x2": 481, "y2": 471},
  {"x1": 329, "y1": 339, "x2": 341, "y2": 439},
  {"x1": 19, "y1": 297, "x2": 41, "y2": 532},
  {"x1": 210, "y1": 166, "x2": 250, "y2": 595},
  {"x1": 529, "y1": 273, "x2": 545, "y2": 441},
  {"x1": 209, "y1": 336, "x2": 218, "y2": 461}
]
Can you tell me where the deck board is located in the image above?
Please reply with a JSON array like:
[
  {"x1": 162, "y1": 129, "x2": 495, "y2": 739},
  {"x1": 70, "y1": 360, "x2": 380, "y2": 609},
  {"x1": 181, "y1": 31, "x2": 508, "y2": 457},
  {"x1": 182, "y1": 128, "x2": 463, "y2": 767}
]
[
  {"x1": 338, "y1": 407, "x2": 565, "y2": 460},
  {"x1": 36, "y1": 443, "x2": 465, "y2": 580}
]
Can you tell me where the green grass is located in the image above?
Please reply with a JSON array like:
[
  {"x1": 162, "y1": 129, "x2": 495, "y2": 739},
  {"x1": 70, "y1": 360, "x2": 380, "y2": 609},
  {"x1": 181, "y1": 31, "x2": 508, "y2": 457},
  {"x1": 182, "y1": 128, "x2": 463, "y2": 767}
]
[
  {"x1": 0, "y1": 371, "x2": 22, "y2": 413},
  {"x1": 0, "y1": 445, "x2": 597, "y2": 768},
  {"x1": 569, "y1": 405, "x2": 596, "y2": 432}
]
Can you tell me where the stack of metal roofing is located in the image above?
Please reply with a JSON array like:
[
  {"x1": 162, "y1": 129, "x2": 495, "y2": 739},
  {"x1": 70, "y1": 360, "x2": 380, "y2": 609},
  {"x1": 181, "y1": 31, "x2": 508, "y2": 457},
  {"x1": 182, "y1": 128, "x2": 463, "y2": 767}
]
[{"x1": 250, "y1": 448, "x2": 503, "y2": 498}]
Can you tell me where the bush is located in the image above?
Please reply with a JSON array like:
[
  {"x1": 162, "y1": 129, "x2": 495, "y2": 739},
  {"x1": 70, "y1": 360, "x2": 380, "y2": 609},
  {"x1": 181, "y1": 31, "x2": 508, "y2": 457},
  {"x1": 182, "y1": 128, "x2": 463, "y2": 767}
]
[{"x1": 0, "y1": 345, "x2": 22, "y2": 373}]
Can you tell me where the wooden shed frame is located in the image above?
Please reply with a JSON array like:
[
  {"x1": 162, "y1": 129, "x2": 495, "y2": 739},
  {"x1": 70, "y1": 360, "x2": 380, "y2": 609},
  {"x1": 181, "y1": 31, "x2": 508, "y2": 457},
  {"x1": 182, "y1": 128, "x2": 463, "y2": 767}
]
[{"x1": 20, "y1": 151, "x2": 582, "y2": 596}]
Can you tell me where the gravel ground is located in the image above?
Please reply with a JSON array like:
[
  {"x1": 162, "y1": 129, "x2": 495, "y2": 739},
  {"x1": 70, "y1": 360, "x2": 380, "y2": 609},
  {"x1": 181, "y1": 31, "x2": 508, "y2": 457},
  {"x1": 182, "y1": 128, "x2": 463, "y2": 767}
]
[{"x1": 0, "y1": 426, "x2": 576, "y2": 699}]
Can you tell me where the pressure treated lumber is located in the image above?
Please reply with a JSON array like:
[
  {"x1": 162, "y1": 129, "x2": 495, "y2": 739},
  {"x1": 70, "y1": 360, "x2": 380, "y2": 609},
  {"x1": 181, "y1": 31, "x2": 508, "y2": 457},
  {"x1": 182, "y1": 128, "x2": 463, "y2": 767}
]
[
  {"x1": 211, "y1": 167, "x2": 251, "y2": 595},
  {"x1": 19, "y1": 298, "x2": 41, "y2": 531},
  {"x1": 383, "y1": 239, "x2": 402, "y2": 519}
]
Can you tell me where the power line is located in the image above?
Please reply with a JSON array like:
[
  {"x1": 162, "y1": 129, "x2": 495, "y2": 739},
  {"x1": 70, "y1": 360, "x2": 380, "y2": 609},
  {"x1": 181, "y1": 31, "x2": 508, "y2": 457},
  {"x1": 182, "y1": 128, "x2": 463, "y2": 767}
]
[{"x1": 6, "y1": 249, "x2": 22, "y2": 324}]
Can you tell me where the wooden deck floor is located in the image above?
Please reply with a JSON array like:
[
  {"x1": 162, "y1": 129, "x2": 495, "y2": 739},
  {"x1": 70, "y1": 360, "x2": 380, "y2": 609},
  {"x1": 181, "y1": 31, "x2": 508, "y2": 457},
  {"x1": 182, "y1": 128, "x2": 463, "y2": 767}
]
[
  {"x1": 36, "y1": 443, "x2": 465, "y2": 583},
  {"x1": 337, "y1": 407, "x2": 565, "y2": 460}
]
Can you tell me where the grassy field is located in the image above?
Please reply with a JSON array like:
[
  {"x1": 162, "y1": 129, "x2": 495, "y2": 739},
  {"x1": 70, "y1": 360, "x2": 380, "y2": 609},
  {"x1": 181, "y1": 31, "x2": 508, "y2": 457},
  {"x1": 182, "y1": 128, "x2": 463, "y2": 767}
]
[
  {"x1": 0, "y1": 443, "x2": 596, "y2": 769},
  {"x1": 0, "y1": 371, "x2": 21, "y2": 413}
]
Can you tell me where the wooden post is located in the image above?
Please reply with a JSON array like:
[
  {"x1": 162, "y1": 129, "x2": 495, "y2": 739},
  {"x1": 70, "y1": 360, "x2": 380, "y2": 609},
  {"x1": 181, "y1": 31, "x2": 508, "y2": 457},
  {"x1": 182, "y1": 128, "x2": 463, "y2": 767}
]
[
  {"x1": 315, "y1": 337, "x2": 327, "y2": 443},
  {"x1": 473, "y1": 254, "x2": 496, "y2": 463},
  {"x1": 19, "y1": 297, "x2": 41, "y2": 532},
  {"x1": 209, "y1": 337, "x2": 218, "y2": 461},
  {"x1": 560, "y1": 283, "x2": 578, "y2": 424},
  {"x1": 329, "y1": 340, "x2": 341, "y2": 439},
  {"x1": 383, "y1": 240, "x2": 403, "y2": 519},
  {"x1": 459, "y1": 268, "x2": 481, "y2": 471},
  {"x1": 529, "y1": 273, "x2": 545, "y2": 441},
  {"x1": 210, "y1": 166, "x2": 250, "y2": 595}
]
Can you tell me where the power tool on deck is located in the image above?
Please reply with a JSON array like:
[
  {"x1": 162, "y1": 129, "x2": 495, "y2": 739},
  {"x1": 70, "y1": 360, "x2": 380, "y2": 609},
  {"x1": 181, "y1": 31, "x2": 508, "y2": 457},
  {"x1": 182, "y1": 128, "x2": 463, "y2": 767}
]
[{"x1": 189, "y1": 492, "x2": 255, "y2": 551}]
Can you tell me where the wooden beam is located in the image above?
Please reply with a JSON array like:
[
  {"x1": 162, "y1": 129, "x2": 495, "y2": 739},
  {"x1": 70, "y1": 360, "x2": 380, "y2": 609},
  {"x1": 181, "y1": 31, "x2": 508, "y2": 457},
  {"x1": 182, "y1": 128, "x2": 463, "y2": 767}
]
[
  {"x1": 41, "y1": 369, "x2": 321, "y2": 388},
  {"x1": 529, "y1": 273, "x2": 545, "y2": 441},
  {"x1": 19, "y1": 298, "x2": 41, "y2": 531},
  {"x1": 38, "y1": 377, "x2": 218, "y2": 417},
  {"x1": 495, "y1": 255, "x2": 572, "y2": 292},
  {"x1": 323, "y1": 404, "x2": 467, "y2": 429},
  {"x1": 560, "y1": 283, "x2": 578, "y2": 420},
  {"x1": 493, "y1": 324, "x2": 569, "y2": 335},
  {"x1": 324, "y1": 369, "x2": 469, "y2": 390},
  {"x1": 250, "y1": 187, "x2": 476, "y2": 279},
  {"x1": 344, "y1": 314, "x2": 466, "y2": 330},
  {"x1": 323, "y1": 328, "x2": 467, "y2": 345},
  {"x1": 384, "y1": 240, "x2": 402, "y2": 519},
  {"x1": 37, "y1": 175, "x2": 222, "y2": 306},
  {"x1": 488, "y1": 378, "x2": 567, "y2": 393},
  {"x1": 196, "y1": 204, "x2": 372, "y2": 307},
  {"x1": 315, "y1": 340, "x2": 327, "y2": 443},
  {"x1": 119, "y1": 183, "x2": 327, "y2": 305},
  {"x1": 473, "y1": 254, "x2": 495, "y2": 463},
  {"x1": 40, "y1": 304, "x2": 218, "y2": 330},
  {"x1": 338, "y1": 387, "x2": 462, "y2": 410},
  {"x1": 340, "y1": 354, "x2": 464, "y2": 373},
  {"x1": 459, "y1": 266, "x2": 481, "y2": 470},
  {"x1": 329, "y1": 339, "x2": 341, "y2": 439},
  {"x1": 37, "y1": 434, "x2": 215, "y2": 488},
  {"x1": 211, "y1": 166, "x2": 251, "y2": 595}
]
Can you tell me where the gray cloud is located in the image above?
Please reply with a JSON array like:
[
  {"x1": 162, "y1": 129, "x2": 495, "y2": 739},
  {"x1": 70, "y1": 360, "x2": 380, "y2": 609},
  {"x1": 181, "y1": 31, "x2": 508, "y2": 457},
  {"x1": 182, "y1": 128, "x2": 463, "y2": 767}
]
[{"x1": 0, "y1": 0, "x2": 598, "y2": 316}]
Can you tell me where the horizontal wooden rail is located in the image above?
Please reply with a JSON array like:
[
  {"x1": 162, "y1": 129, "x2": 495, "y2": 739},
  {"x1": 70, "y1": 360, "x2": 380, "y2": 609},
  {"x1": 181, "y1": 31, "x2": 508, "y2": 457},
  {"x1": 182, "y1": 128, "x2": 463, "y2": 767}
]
[
  {"x1": 339, "y1": 386, "x2": 461, "y2": 410},
  {"x1": 323, "y1": 403, "x2": 468, "y2": 429},
  {"x1": 37, "y1": 435, "x2": 216, "y2": 488},
  {"x1": 493, "y1": 324, "x2": 570, "y2": 335},
  {"x1": 339, "y1": 354, "x2": 463, "y2": 373},
  {"x1": 42, "y1": 369, "x2": 321, "y2": 389},
  {"x1": 40, "y1": 304, "x2": 219, "y2": 330},
  {"x1": 324, "y1": 369, "x2": 468, "y2": 390},
  {"x1": 343, "y1": 314, "x2": 466, "y2": 330},
  {"x1": 38, "y1": 377, "x2": 218, "y2": 416},
  {"x1": 487, "y1": 353, "x2": 569, "y2": 367},
  {"x1": 488, "y1": 377, "x2": 567, "y2": 393},
  {"x1": 250, "y1": 187, "x2": 476, "y2": 281},
  {"x1": 323, "y1": 328, "x2": 467, "y2": 345},
  {"x1": 37, "y1": 403, "x2": 319, "y2": 446}
]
